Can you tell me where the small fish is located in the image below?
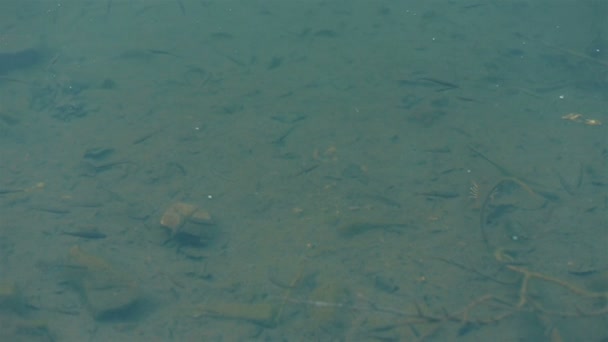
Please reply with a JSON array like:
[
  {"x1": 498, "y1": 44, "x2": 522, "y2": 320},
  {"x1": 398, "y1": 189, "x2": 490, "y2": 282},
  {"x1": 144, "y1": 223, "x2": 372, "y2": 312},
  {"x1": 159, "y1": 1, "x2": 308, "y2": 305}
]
[{"x1": 61, "y1": 230, "x2": 107, "y2": 239}]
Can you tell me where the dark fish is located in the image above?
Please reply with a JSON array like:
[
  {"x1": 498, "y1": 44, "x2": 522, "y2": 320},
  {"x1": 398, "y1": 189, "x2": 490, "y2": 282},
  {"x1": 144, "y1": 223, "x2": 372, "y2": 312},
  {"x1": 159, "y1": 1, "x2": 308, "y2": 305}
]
[
  {"x1": 61, "y1": 231, "x2": 107, "y2": 239},
  {"x1": 0, "y1": 49, "x2": 44, "y2": 75}
]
